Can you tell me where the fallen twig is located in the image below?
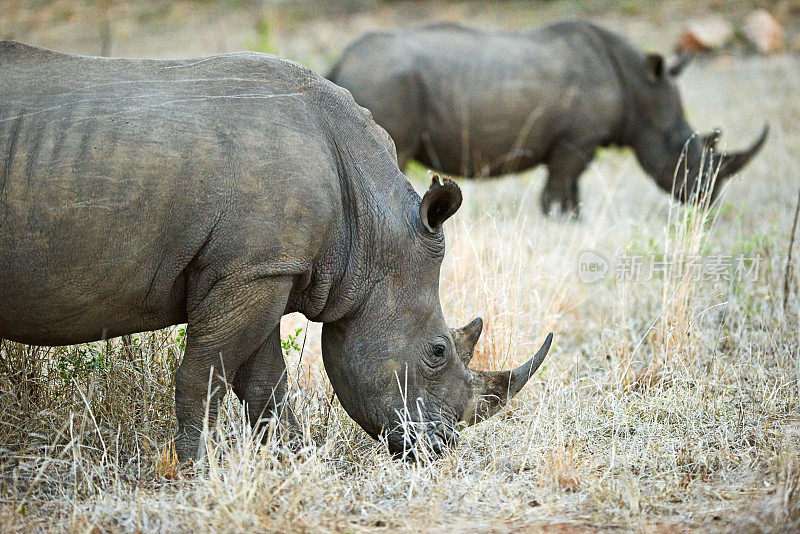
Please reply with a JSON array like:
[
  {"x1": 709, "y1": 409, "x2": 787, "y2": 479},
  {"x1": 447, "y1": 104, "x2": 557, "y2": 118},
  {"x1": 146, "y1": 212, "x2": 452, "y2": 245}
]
[{"x1": 782, "y1": 188, "x2": 800, "y2": 313}]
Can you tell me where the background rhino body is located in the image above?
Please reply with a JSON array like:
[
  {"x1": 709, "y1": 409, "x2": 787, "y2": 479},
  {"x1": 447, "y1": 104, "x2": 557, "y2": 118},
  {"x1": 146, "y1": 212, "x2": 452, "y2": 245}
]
[
  {"x1": 329, "y1": 20, "x2": 767, "y2": 216},
  {"x1": 0, "y1": 42, "x2": 548, "y2": 462}
]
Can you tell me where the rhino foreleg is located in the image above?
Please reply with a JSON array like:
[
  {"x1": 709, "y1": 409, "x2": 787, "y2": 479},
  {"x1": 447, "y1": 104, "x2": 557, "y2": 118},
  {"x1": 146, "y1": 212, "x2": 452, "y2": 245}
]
[
  {"x1": 174, "y1": 275, "x2": 293, "y2": 463},
  {"x1": 232, "y1": 325, "x2": 299, "y2": 446},
  {"x1": 541, "y1": 143, "x2": 592, "y2": 219}
]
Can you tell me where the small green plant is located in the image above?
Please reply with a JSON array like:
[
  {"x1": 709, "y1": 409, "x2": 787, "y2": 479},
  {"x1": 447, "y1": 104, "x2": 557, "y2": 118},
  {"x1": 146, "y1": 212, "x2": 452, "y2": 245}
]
[
  {"x1": 55, "y1": 345, "x2": 108, "y2": 388},
  {"x1": 281, "y1": 327, "x2": 304, "y2": 358},
  {"x1": 245, "y1": 17, "x2": 277, "y2": 55},
  {"x1": 166, "y1": 326, "x2": 187, "y2": 367},
  {"x1": 619, "y1": 0, "x2": 643, "y2": 16},
  {"x1": 625, "y1": 226, "x2": 664, "y2": 259},
  {"x1": 174, "y1": 326, "x2": 187, "y2": 351},
  {"x1": 732, "y1": 228, "x2": 779, "y2": 259}
]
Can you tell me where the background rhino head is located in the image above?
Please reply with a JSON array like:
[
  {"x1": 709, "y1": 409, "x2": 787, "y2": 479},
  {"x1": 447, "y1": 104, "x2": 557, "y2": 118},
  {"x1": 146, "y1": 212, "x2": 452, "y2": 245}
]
[{"x1": 628, "y1": 53, "x2": 768, "y2": 204}]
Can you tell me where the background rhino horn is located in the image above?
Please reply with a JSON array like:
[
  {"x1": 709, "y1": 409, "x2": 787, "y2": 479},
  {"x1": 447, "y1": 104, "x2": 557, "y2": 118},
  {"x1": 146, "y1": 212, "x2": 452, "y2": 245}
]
[
  {"x1": 508, "y1": 332, "x2": 553, "y2": 398},
  {"x1": 720, "y1": 124, "x2": 769, "y2": 177}
]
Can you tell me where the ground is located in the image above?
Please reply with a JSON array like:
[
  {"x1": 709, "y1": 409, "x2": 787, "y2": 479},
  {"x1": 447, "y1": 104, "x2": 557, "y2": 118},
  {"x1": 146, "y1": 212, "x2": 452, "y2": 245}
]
[{"x1": 1, "y1": 1, "x2": 799, "y2": 532}]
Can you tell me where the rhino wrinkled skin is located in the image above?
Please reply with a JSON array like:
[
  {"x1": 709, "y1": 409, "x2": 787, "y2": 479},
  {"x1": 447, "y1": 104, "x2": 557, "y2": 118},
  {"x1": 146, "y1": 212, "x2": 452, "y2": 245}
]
[
  {"x1": 329, "y1": 20, "x2": 768, "y2": 217},
  {"x1": 0, "y1": 42, "x2": 551, "y2": 462}
]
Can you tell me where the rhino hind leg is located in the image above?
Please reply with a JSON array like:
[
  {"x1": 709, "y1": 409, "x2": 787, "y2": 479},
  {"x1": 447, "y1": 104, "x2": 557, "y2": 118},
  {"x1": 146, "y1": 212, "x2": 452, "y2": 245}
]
[
  {"x1": 174, "y1": 274, "x2": 293, "y2": 463},
  {"x1": 232, "y1": 325, "x2": 300, "y2": 446},
  {"x1": 540, "y1": 143, "x2": 593, "y2": 220}
]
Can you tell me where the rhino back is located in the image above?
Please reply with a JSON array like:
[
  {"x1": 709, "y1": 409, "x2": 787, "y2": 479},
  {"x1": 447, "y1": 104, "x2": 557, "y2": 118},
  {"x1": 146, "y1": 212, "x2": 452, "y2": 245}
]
[
  {"x1": 0, "y1": 43, "x2": 345, "y2": 344},
  {"x1": 408, "y1": 22, "x2": 625, "y2": 173},
  {"x1": 332, "y1": 22, "x2": 628, "y2": 176}
]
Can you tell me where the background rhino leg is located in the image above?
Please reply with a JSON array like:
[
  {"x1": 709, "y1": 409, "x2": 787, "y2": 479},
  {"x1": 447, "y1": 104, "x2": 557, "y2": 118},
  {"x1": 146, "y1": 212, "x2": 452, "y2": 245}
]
[
  {"x1": 396, "y1": 147, "x2": 417, "y2": 171},
  {"x1": 540, "y1": 142, "x2": 593, "y2": 219},
  {"x1": 231, "y1": 325, "x2": 299, "y2": 444},
  {"x1": 380, "y1": 116, "x2": 419, "y2": 172},
  {"x1": 174, "y1": 275, "x2": 293, "y2": 463}
]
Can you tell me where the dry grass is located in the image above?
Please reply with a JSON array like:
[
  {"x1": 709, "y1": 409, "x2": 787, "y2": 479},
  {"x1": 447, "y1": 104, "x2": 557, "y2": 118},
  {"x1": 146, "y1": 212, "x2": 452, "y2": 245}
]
[{"x1": 1, "y1": 1, "x2": 800, "y2": 532}]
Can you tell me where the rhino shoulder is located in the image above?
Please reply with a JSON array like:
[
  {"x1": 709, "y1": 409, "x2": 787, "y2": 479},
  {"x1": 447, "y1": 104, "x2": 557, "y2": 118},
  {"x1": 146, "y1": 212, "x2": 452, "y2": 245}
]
[
  {"x1": 526, "y1": 19, "x2": 599, "y2": 41},
  {"x1": 169, "y1": 50, "x2": 318, "y2": 86},
  {"x1": 413, "y1": 21, "x2": 477, "y2": 35},
  {"x1": 534, "y1": 19, "x2": 635, "y2": 52},
  {"x1": 0, "y1": 40, "x2": 63, "y2": 64},
  {"x1": 327, "y1": 29, "x2": 411, "y2": 84}
]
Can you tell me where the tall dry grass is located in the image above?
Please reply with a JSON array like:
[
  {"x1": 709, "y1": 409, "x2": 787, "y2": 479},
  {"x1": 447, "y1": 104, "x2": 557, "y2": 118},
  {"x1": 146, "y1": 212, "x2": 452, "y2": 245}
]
[{"x1": 2, "y1": 133, "x2": 798, "y2": 531}]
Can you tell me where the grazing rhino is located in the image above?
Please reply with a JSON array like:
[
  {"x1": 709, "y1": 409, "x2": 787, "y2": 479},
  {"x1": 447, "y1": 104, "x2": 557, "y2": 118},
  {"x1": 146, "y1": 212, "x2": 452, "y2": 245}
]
[
  {"x1": 328, "y1": 20, "x2": 768, "y2": 217},
  {"x1": 0, "y1": 41, "x2": 553, "y2": 462}
]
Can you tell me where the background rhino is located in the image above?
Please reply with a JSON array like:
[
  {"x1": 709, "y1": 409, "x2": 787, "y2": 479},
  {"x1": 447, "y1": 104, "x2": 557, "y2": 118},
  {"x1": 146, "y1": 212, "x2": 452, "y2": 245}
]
[
  {"x1": 328, "y1": 20, "x2": 768, "y2": 217},
  {"x1": 0, "y1": 42, "x2": 552, "y2": 462}
]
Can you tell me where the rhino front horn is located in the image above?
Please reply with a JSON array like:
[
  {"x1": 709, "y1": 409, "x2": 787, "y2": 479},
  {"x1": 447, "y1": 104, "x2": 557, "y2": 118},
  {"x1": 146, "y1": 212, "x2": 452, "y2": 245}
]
[
  {"x1": 719, "y1": 124, "x2": 769, "y2": 178},
  {"x1": 508, "y1": 332, "x2": 553, "y2": 397},
  {"x1": 462, "y1": 332, "x2": 553, "y2": 425}
]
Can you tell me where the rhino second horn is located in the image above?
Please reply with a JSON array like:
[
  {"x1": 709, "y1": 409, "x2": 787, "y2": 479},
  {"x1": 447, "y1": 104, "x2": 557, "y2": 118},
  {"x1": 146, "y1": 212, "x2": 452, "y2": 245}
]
[
  {"x1": 667, "y1": 53, "x2": 692, "y2": 77},
  {"x1": 452, "y1": 317, "x2": 483, "y2": 366},
  {"x1": 719, "y1": 124, "x2": 769, "y2": 178}
]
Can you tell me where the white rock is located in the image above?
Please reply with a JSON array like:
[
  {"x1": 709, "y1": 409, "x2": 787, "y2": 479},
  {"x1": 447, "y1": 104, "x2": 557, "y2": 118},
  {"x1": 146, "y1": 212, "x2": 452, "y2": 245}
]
[
  {"x1": 743, "y1": 9, "x2": 784, "y2": 54},
  {"x1": 677, "y1": 18, "x2": 734, "y2": 52}
]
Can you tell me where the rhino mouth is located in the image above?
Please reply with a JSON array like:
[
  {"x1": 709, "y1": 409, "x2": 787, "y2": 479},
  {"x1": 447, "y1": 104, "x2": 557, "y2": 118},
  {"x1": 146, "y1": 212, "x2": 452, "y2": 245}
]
[
  {"x1": 382, "y1": 404, "x2": 461, "y2": 461},
  {"x1": 672, "y1": 125, "x2": 770, "y2": 204}
]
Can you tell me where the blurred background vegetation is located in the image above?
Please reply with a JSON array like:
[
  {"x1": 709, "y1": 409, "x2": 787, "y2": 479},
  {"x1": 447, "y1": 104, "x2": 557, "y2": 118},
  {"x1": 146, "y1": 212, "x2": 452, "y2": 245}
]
[{"x1": 2, "y1": 1, "x2": 798, "y2": 71}]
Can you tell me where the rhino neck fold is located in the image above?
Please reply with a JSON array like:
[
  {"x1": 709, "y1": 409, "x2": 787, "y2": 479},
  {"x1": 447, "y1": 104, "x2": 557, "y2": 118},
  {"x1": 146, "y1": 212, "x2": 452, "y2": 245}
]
[
  {"x1": 632, "y1": 121, "x2": 697, "y2": 192},
  {"x1": 292, "y1": 119, "x2": 420, "y2": 325},
  {"x1": 585, "y1": 22, "x2": 640, "y2": 147}
]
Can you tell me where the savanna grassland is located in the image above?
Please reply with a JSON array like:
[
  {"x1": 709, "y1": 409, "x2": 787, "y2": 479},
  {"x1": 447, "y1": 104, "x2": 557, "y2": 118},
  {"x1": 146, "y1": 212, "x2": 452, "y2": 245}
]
[{"x1": 1, "y1": 1, "x2": 799, "y2": 532}]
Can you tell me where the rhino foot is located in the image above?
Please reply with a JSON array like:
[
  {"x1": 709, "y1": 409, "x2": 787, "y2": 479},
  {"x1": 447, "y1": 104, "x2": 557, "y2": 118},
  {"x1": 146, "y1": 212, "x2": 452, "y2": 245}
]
[{"x1": 540, "y1": 192, "x2": 582, "y2": 221}]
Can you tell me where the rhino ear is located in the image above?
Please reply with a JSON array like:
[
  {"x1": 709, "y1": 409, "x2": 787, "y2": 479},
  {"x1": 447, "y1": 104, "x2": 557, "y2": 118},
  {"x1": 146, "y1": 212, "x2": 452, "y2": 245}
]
[
  {"x1": 645, "y1": 53, "x2": 666, "y2": 82},
  {"x1": 419, "y1": 175, "x2": 462, "y2": 233}
]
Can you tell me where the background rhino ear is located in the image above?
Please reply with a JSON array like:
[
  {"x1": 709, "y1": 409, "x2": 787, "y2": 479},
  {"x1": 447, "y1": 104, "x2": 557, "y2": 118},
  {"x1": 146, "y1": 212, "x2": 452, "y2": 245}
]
[
  {"x1": 645, "y1": 53, "x2": 666, "y2": 82},
  {"x1": 667, "y1": 53, "x2": 692, "y2": 77},
  {"x1": 419, "y1": 175, "x2": 462, "y2": 233}
]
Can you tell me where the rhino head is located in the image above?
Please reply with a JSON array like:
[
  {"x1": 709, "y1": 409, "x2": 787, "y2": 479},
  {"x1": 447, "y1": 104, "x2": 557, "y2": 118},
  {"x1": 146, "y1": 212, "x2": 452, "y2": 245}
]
[
  {"x1": 321, "y1": 175, "x2": 552, "y2": 459},
  {"x1": 629, "y1": 53, "x2": 768, "y2": 204}
]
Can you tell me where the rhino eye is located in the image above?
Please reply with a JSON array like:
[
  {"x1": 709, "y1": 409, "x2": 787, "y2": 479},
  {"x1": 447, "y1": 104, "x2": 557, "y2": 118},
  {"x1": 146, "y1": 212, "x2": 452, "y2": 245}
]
[{"x1": 421, "y1": 339, "x2": 450, "y2": 373}]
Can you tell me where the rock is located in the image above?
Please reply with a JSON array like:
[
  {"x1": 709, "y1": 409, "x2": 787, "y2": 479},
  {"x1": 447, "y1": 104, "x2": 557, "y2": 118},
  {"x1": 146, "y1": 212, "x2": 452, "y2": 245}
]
[
  {"x1": 677, "y1": 18, "x2": 734, "y2": 52},
  {"x1": 743, "y1": 9, "x2": 784, "y2": 54}
]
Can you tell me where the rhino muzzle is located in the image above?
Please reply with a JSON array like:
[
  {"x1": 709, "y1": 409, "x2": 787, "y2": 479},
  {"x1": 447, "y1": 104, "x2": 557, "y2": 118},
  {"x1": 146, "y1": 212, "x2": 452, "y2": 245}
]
[{"x1": 675, "y1": 125, "x2": 769, "y2": 204}]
